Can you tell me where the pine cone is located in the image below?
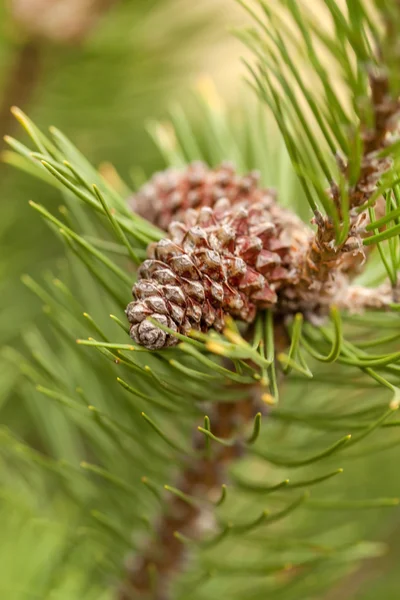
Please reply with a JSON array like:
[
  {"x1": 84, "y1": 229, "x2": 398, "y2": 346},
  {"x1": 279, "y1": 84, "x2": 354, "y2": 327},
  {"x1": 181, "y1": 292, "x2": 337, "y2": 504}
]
[
  {"x1": 129, "y1": 161, "x2": 276, "y2": 231},
  {"x1": 126, "y1": 197, "x2": 310, "y2": 349}
]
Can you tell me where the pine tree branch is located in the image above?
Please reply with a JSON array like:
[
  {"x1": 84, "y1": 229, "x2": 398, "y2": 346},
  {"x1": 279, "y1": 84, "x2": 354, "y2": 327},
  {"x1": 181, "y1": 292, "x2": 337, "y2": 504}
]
[
  {"x1": 295, "y1": 68, "x2": 399, "y2": 307},
  {"x1": 118, "y1": 322, "x2": 288, "y2": 600},
  {"x1": 5, "y1": 32, "x2": 400, "y2": 595},
  {"x1": 118, "y1": 397, "x2": 257, "y2": 600},
  {"x1": 240, "y1": 1, "x2": 400, "y2": 308}
]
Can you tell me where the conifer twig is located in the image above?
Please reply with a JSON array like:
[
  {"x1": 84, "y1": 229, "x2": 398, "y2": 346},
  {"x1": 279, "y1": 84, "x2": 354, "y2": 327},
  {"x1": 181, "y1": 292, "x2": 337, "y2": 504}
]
[
  {"x1": 296, "y1": 34, "x2": 400, "y2": 306},
  {"x1": 118, "y1": 397, "x2": 259, "y2": 600},
  {"x1": 119, "y1": 322, "x2": 288, "y2": 600}
]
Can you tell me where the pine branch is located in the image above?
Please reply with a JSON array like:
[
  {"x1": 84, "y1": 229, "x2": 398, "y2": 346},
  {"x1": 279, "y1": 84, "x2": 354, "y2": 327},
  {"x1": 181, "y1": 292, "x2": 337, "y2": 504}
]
[
  {"x1": 239, "y1": 0, "x2": 400, "y2": 312},
  {"x1": 296, "y1": 66, "x2": 398, "y2": 294},
  {"x1": 119, "y1": 397, "x2": 258, "y2": 599},
  {"x1": 118, "y1": 313, "x2": 290, "y2": 599},
  {"x1": 4, "y1": 79, "x2": 400, "y2": 600}
]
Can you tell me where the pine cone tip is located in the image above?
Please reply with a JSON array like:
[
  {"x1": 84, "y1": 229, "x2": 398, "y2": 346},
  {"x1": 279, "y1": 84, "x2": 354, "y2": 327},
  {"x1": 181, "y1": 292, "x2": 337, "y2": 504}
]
[
  {"x1": 126, "y1": 192, "x2": 302, "y2": 350},
  {"x1": 127, "y1": 312, "x2": 178, "y2": 350}
]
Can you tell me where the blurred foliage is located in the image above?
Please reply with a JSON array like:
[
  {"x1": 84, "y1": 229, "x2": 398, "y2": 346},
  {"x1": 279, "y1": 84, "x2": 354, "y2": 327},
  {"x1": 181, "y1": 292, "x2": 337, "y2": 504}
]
[
  {"x1": 1, "y1": 2, "x2": 400, "y2": 600},
  {"x1": 0, "y1": 0, "x2": 226, "y2": 420}
]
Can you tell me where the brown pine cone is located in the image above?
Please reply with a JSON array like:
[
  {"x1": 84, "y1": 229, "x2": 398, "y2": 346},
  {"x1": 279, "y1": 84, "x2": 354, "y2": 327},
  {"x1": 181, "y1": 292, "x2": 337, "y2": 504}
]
[
  {"x1": 126, "y1": 197, "x2": 311, "y2": 349},
  {"x1": 129, "y1": 161, "x2": 277, "y2": 231}
]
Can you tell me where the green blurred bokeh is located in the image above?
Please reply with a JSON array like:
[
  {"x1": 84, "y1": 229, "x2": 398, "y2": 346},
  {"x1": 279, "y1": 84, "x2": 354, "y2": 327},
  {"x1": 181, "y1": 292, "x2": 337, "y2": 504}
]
[{"x1": 1, "y1": 3, "x2": 400, "y2": 600}]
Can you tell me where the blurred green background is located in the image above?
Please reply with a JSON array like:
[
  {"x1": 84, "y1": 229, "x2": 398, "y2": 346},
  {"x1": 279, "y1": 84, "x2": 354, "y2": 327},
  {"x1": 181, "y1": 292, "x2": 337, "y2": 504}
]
[{"x1": 1, "y1": 2, "x2": 400, "y2": 600}]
